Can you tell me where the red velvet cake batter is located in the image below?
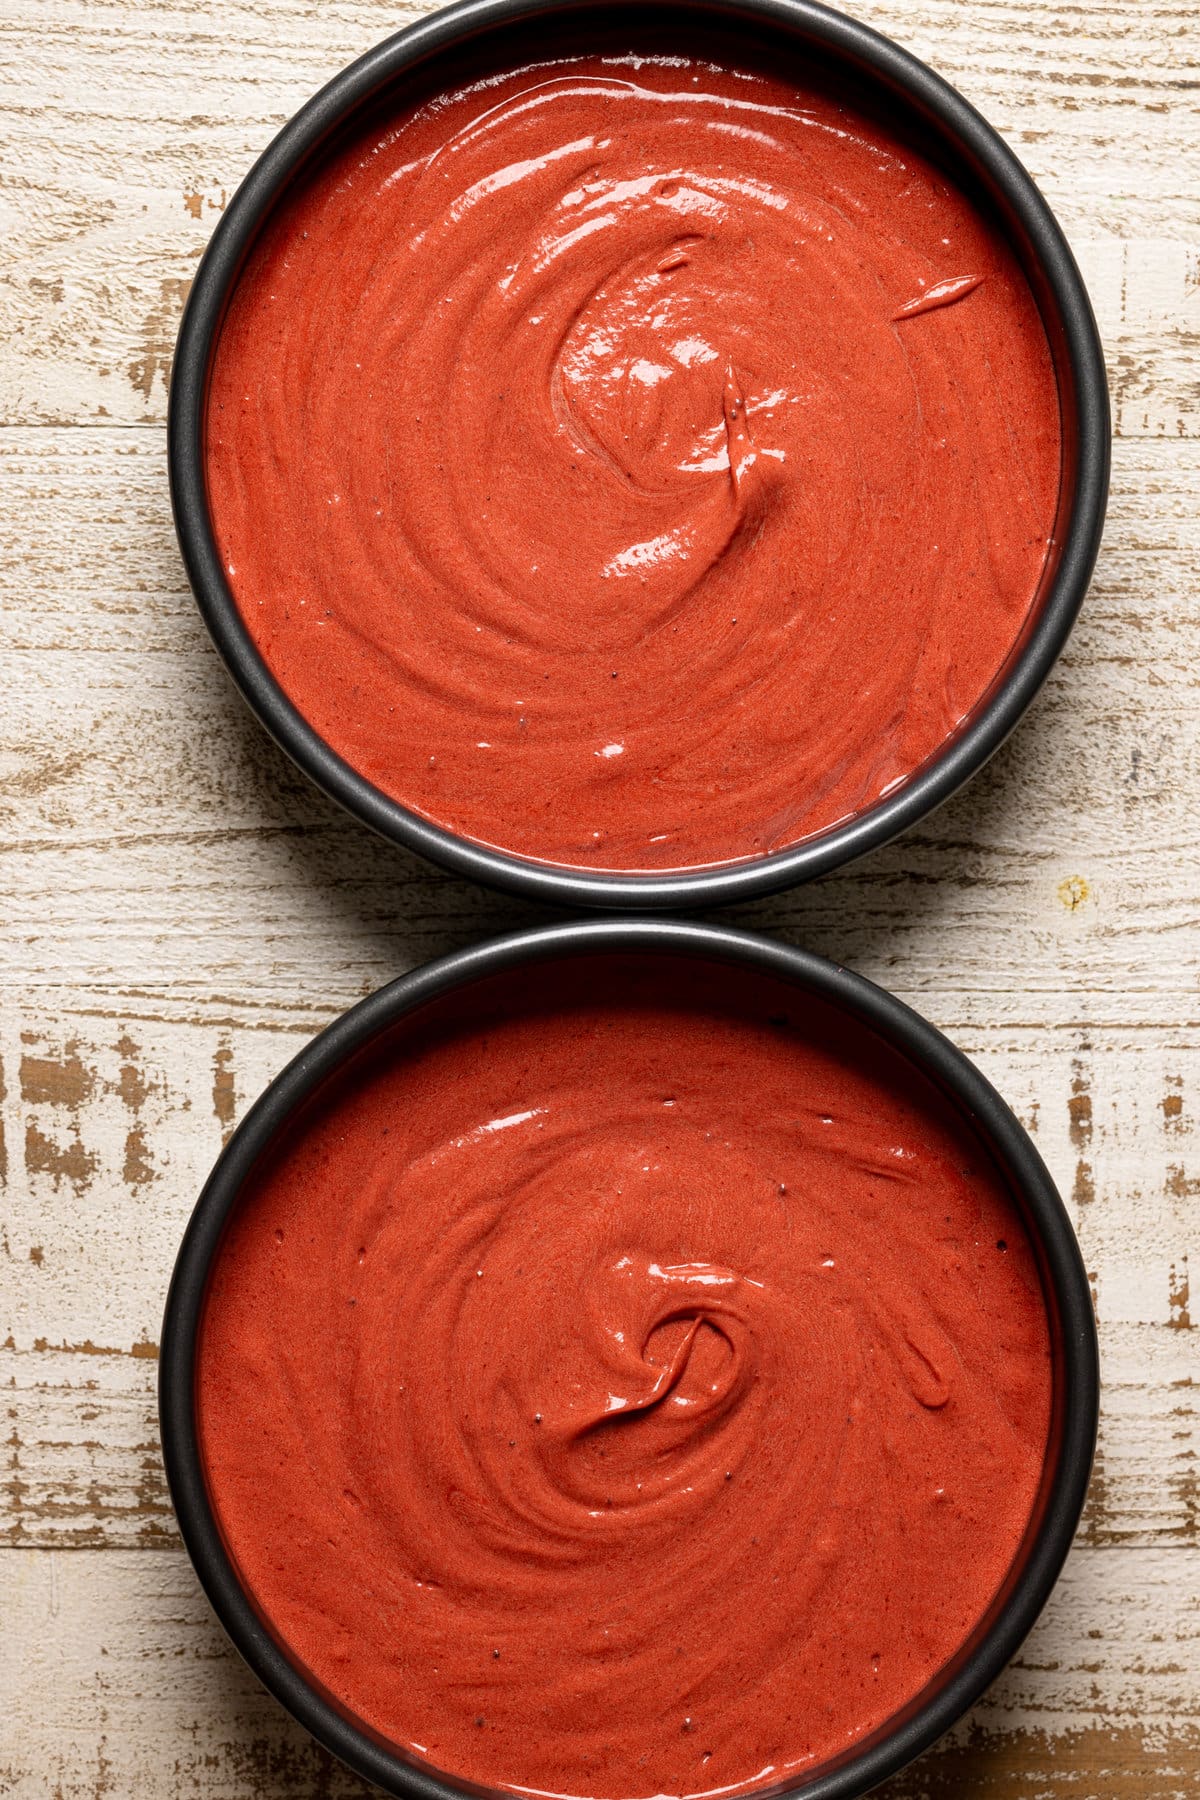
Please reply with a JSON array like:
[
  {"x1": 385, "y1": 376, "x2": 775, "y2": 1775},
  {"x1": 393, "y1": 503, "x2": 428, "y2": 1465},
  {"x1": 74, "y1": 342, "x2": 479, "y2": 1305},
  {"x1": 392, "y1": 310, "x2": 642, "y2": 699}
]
[
  {"x1": 198, "y1": 956, "x2": 1052, "y2": 1798},
  {"x1": 205, "y1": 47, "x2": 1061, "y2": 872}
]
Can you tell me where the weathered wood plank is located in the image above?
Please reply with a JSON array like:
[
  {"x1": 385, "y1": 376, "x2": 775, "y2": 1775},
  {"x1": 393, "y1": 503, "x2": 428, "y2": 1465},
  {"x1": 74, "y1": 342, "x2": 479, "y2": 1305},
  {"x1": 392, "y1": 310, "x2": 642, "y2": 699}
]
[
  {"x1": 4, "y1": 1320, "x2": 1195, "y2": 1552},
  {"x1": 3, "y1": 1343, "x2": 168, "y2": 1549},
  {"x1": 4, "y1": 995, "x2": 1200, "y2": 1324},
  {"x1": 0, "y1": 1546, "x2": 1196, "y2": 1797},
  {"x1": 2, "y1": 988, "x2": 1198, "y2": 1549},
  {"x1": 1, "y1": 429, "x2": 1199, "y2": 1001},
  {"x1": 0, "y1": 0, "x2": 1198, "y2": 433}
]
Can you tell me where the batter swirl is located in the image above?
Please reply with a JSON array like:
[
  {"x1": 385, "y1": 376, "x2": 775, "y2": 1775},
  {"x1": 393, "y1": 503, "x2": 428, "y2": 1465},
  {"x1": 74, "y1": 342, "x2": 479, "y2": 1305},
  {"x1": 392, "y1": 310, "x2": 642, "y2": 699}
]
[{"x1": 199, "y1": 958, "x2": 1051, "y2": 1798}]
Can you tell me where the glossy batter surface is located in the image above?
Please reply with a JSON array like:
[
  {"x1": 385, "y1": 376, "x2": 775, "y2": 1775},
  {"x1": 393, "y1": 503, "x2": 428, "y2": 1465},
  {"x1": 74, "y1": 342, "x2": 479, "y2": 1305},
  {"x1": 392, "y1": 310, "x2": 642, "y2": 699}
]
[
  {"x1": 198, "y1": 958, "x2": 1052, "y2": 1798},
  {"x1": 206, "y1": 47, "x2": 1061, "y2": 873}
]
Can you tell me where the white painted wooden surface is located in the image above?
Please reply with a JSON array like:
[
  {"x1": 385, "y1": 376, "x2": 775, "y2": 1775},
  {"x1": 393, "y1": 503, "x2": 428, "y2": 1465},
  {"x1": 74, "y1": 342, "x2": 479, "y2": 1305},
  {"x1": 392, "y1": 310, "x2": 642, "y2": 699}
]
[{"x1": 1, "y1": 0, "x2": 1198, "y2": 1793}]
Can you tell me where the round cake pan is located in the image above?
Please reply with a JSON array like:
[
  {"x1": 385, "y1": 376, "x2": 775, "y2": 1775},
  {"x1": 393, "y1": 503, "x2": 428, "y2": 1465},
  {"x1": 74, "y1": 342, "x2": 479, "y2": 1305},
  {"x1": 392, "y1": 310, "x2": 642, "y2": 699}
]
[
  {"x1": 170, "y1": 0, "x2": 1109, "y2": 911},
  {"x1": 160, "y1": 917, "x2": 1098, "y2": 1800}
]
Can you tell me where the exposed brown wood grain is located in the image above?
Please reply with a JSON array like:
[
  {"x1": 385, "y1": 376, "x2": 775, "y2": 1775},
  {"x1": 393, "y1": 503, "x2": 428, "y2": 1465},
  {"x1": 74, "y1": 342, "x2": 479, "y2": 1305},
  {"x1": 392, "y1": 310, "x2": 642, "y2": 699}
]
[{"x1": 878, "y1": 1726, "x2": 1200, "y2": 1800}]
